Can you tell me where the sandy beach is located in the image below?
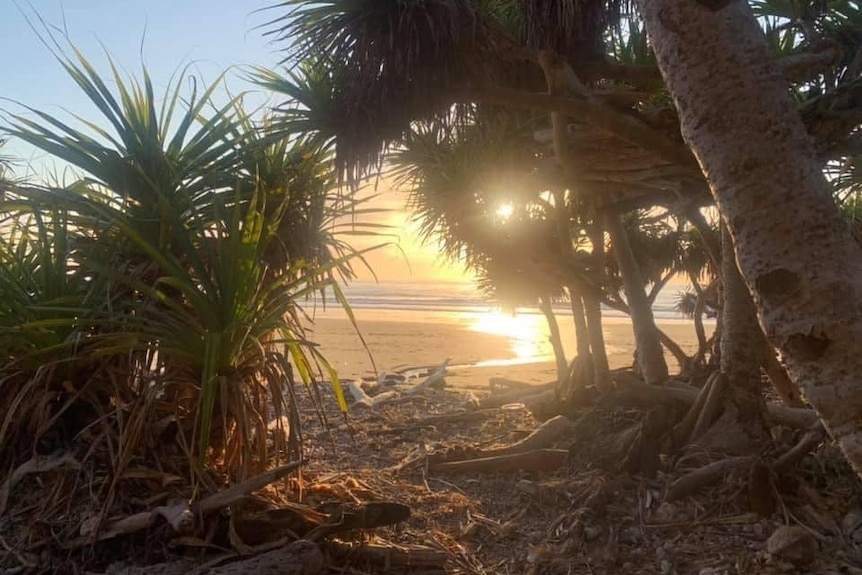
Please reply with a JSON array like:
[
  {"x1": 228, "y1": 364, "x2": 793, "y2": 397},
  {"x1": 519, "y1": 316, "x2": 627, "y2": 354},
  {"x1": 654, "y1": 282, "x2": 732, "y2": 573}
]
[{"x1": 306, "y1": 307, "x2": 711, "y2": 390}]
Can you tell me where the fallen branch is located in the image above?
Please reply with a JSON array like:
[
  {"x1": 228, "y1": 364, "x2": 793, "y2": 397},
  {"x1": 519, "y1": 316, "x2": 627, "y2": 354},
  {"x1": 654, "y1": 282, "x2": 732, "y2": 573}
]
[
  {"x1": 666, "y1": 456, "x2": 756, "y2": 502},
  {"x1": 428, "y1": 449, "x2": 568, "y2": 474},
  {"x1": 197, "y1": 461, "x2": 304, "y2": 514},
  {"x1": 479, "y1": 415, "x2": 572, "y2": 458}
]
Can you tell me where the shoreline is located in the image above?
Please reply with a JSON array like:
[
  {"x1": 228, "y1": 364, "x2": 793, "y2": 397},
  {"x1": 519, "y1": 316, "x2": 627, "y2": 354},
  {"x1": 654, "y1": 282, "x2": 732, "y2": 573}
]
[{"x1": 307, "y1": 308, "x2": 712, "y2": 389}]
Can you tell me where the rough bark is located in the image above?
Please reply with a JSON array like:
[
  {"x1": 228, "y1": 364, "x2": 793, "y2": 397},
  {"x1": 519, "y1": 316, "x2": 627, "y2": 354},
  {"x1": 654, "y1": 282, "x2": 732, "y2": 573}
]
[
  {"x1": 639, "y1": 0, "x2": 862, "y2": 477},
  {"x1": 539, "y1": 296, "x2": 569, "y2": 385},
  {"x1": 606, "y1": 213, "x2": 669, "y2": 384}
]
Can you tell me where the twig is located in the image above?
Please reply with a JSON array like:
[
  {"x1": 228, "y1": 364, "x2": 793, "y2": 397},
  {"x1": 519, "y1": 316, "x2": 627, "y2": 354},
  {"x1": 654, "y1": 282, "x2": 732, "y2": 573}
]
[{"x1": 428, "y1": 449, "x2": 568, "y2": 474}]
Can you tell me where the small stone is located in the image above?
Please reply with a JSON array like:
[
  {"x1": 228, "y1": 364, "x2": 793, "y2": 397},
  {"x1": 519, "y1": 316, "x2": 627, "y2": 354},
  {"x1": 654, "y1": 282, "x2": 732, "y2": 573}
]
[
  {"x1": 766, "y1": 525, "x2": 818, "y2": 566},
  {"x1": 660, "y1": 558, "x2": 673, "y2": 574},
  {"x1": 656, "y1": 546, "x2": 667, "y2": 559},
  {"x1": 752, "y1": 522, "x2": 765, "y2": 538},
  {"x1": 698, "y1": 568, "x2": 718, "y2": 575},
  {"x1": 622, "y1": 562, "x2": 636, "y2": 571},
  {"x1": 584, "y1": 525, "x2": 602, "y2": 541}
]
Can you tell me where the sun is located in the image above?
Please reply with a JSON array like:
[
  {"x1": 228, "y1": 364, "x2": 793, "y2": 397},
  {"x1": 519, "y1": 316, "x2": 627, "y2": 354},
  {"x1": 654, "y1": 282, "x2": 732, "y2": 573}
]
[{"x1": 495, "y1": 203, "x2": 514, "y2": 219}]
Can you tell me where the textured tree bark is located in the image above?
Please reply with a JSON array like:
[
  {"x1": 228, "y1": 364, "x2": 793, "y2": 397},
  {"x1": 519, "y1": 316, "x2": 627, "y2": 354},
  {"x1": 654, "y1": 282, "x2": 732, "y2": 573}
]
[
  {"x1": 606, "y1": 213, "x2": 669, "y2": 384},
  {"x1": 639, "y1": 0, "x2": 862, "y2": 477}
]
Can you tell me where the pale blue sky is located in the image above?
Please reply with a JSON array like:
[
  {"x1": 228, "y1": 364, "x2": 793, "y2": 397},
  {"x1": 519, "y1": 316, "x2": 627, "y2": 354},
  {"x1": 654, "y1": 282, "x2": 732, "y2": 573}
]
[
  {"x1": 0, "y1": 1, "x2": 470, "y2": 281},
  {"x1": 1, "y1": 0, "x2": 283, "y2": 173}
]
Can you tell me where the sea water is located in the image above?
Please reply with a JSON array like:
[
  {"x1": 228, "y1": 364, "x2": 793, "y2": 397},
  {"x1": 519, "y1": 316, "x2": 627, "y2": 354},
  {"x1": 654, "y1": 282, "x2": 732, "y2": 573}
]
[{"x1": 312, "y1": 279, "x2": 688, "y2": 321}]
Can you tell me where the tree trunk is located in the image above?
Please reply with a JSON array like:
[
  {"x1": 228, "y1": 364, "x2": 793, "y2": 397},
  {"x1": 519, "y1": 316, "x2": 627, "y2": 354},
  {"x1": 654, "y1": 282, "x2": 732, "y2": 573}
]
[
  {"x1": 657, "y1": 328, "x2": 692, "y2": 374},
  {"x1": 606, "y1": 213, "x2": 668, "y2": 384},
  {"x1": 568, "y1": 287, "x2": 591, "y2": 360},
  {"x1": 639, "y1": 1, "x2": 862, "y2": 476},
  {"x1": 583, "y1": 290, "x2": 608, "y2": 387},
  {"x1": 539, "y1": 296, "x2": 569, "y2": 385},
  {"x1": 700, "y1": 225, "x2": 770, "y2": 453},
  {"x1": 586, "y1": 221, "x2": 610, "y2": 387}
]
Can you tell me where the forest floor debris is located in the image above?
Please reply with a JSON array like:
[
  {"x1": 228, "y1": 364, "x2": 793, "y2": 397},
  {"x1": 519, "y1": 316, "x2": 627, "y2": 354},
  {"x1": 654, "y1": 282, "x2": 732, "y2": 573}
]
[{"x1": 3, "y1": 371, "x2": 862, "y2": 575}]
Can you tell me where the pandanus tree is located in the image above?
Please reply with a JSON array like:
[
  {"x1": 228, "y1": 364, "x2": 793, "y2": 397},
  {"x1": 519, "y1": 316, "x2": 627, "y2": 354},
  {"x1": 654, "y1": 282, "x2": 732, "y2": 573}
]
[
  {"x1": 0, "y1": 46, "x2": 376, "y2": 485},
  {"x1": 260, "y1": 0, "x2": 862, "y2": 473},
  {"x1": 390, "y1": 112, "x2": 606, "y2": 388}
]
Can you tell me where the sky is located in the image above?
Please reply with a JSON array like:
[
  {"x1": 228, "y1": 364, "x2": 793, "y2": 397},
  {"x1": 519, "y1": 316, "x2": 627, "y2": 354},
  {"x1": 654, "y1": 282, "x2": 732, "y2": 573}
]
[{"x1": 0, "y1": 0, "x2": 473, "y2": 283}]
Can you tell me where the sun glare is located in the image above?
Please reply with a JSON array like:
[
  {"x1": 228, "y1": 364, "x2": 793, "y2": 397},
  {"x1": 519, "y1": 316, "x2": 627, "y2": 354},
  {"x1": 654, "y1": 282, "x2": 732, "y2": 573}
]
[
  {"x1": 496, "y1": 203, "x2": 514, "y2": 219},
  {"x1": 468, "y1": 310, "x2": 553, "y2": 366}
]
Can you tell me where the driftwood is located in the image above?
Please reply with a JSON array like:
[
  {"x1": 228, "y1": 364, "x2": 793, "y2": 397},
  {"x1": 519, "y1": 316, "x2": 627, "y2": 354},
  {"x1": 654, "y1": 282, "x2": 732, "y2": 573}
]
[
  {"x1": 665, "y1": 456, "x2": 756, "y2": 502},
  {"x1": 327, "y1": 540, "x2": 448, "y2": 568},
  {"x1": 345, "y1": 380, "x2": 398, "y2": 409},
  {"x1": 611, "y1": 373, "x2": 817, "y2": 428},
  {"x1": 428, "y1": 449, "x2": 568, "y2": 474},
  {"x1": 69, "y1": 502, "x2": 194, "y2": 548},
  {"x1": 406, "y1": 359, "x2": 451, "y2": 394}
]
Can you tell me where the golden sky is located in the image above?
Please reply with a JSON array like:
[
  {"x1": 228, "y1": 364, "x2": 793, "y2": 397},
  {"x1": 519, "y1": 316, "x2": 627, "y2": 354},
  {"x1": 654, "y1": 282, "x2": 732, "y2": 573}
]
[{"x1": 338, "y1": 181, "x2": 477, "y2": 284}]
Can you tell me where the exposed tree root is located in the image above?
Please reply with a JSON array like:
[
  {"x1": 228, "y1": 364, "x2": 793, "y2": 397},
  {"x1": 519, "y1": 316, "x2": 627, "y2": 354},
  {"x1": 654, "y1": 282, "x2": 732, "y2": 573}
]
[
  {"x1": 775, "y1": 424, "x2": 827, "y2": 472},
  {"x1": 610, "y1": 372, "x2": 816, "y2": 428},
  {"x1": 666, "y1": 456, "x2": 756, "y2": 501},
  {"x1": 689, "y1": 372, "x2": 727, "y2": 441},
  {"x1": 671, "y1": 372, "x2": 715, "y2": 446}
]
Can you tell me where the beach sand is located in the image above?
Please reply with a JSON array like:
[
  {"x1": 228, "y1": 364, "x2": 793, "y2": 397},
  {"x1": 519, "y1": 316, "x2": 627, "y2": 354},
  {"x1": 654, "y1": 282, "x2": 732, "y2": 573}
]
[{"x1": 306, "y1": 308, "x2": 711, "y2": 390}]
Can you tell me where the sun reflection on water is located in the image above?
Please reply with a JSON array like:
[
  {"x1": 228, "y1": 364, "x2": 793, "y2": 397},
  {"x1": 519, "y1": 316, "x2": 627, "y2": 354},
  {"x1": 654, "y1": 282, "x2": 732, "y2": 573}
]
[{"x1": 467, "y1": 310, "x2": 554, "y2": 366}]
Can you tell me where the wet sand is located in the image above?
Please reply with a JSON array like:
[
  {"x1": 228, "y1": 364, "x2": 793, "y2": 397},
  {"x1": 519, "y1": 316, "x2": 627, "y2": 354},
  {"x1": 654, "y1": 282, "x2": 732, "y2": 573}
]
[{"x1": 305, "y1": 307, "x2": 711, "y2": 390}]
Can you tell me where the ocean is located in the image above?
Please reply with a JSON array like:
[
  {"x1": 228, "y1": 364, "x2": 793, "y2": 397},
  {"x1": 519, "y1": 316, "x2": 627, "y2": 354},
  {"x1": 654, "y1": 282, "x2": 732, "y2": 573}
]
[{"x1": 321, "y1": 279, "x2": 688, "y2": 321}]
